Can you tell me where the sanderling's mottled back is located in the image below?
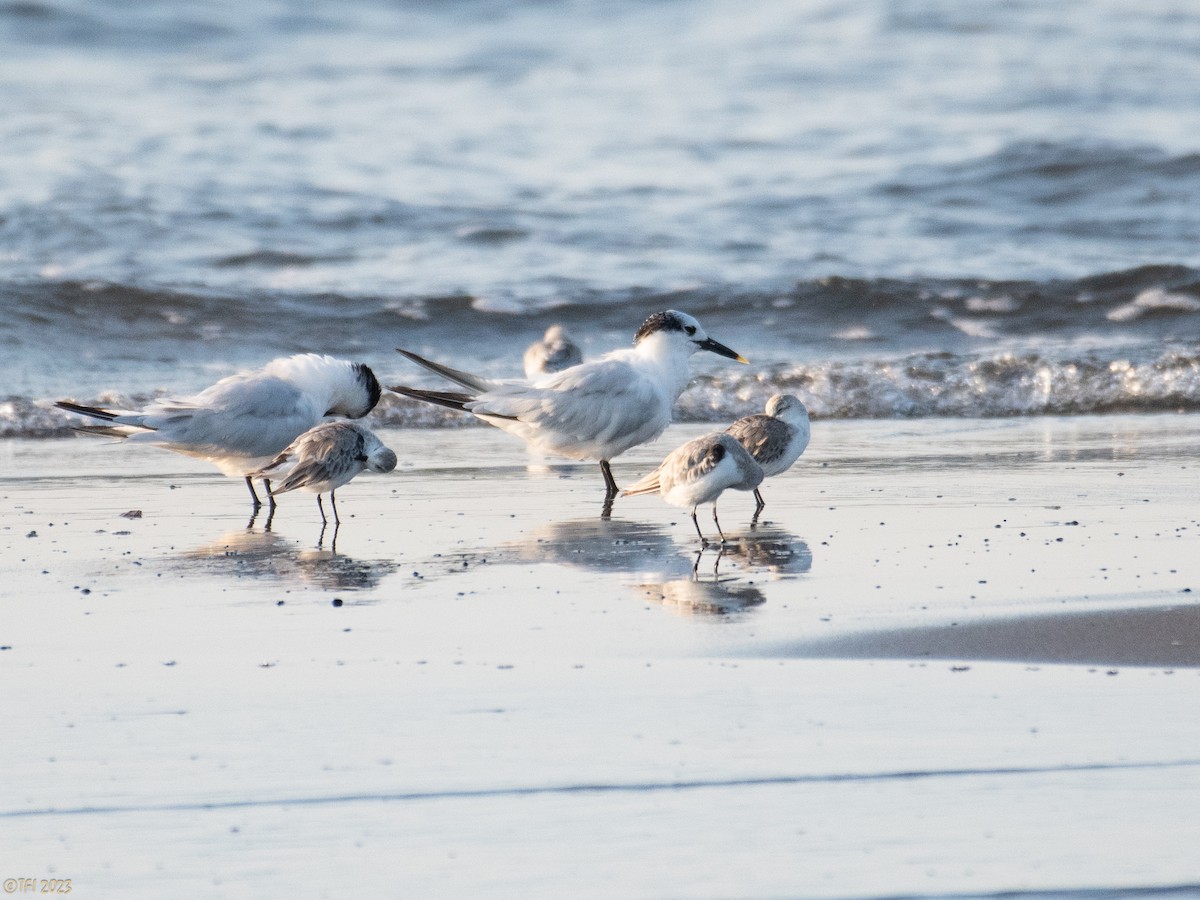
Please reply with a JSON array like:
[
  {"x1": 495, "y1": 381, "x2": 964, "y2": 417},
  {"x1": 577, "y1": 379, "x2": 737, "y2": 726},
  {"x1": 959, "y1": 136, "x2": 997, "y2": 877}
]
[{"x1": 725, "y1": 394, "x2": 810, "y2": 518}]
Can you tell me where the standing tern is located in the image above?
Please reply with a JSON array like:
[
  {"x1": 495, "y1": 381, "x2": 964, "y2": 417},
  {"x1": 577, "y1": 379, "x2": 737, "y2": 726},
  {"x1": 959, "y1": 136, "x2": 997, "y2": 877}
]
[
  {"x1": 623, "y1": 432, "x2": 763, "y2": 543},
  {"x1": 523, "y1": 324, "x2": 583, "y2": 379},
  {"x1": 725, "y1": 394, "x2": 810, "y2": 521},
  {"x1": 251, "y1": 421, "x2": 397, "y2": 525},
  {"x1": 55, "y1": 354, "x2": 382, "y2": 511},
  {"x1": 389, "y1": 310, "x2": 748, "y2": 509}
]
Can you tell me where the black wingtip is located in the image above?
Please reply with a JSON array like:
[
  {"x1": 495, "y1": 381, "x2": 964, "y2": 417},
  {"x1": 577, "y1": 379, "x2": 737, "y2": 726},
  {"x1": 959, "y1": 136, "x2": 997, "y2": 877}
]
[
  {"x1": 388, "y1": 384, "x2": 472, "y2": 412},
  {"x1": 55, "y1": 400, "x2": 118, "y2": 421}
]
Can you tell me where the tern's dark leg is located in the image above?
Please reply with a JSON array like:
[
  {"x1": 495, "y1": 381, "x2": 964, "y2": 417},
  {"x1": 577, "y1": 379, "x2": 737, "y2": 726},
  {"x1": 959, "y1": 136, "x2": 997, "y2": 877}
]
[
  {"x1": 599, "y1": 460, "x2": 619, "y2": 498},
  {"x1": 263, "y1": 479, "x2": 277, "y2": 512},
  {"x1": 598, "y1": 460, "x2": 618, "y2": 518},
  {"x1": 317, "y1": 494, "x2": 328, "y2": 525},
  {"x1": 330, "y1": 490, "x2": 341, "y2": 525},
  {"x1": 690, "y1": 507, "x2": 706, "y2": 542},
  {"x1": 712, "y1": 503, "x2": 727, "y2": 544},
  {"x1": 244, "y1": 476, "x2": 263, "y2": 510}
]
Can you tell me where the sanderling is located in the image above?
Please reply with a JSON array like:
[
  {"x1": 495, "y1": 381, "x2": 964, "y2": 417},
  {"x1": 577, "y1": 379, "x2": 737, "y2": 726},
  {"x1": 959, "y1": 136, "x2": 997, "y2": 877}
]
[
  {"x1": 251, "y1": 420, "x2": 397, "y2": 524},
  {"x1": 523, "y1": 324, "x2": 583, "y2": 379},
  {"x1": 389, "y1": 310, "x2": 747, "y2": 510},
  {"x1": 55, "y1": 354, "x2": 382, "y2": 511},
  {"x1": 725, "y1": 394, "x2": 810, "y2": 519},
  {"x1": 623, "y1": 432, "x2": 763, "y2": 543}
]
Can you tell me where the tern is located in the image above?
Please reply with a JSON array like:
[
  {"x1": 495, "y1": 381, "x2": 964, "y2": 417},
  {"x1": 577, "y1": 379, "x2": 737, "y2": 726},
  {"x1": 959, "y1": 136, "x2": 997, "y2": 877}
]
[
  {"x1": 389, "y1": 310, "x2": 748, "y2": 509},
  {"x1": 55, "y1": 354, "x2": 382, "y2": 512},
  {"x1": 251, "y1": 421, "x2": 397, "y2": 525},
  {"x1": 725, "y1": 394, "x2": 810, "y2": 521},
  {"x1": 623, "y1": 432, "x2": 764, "y2": 543}
]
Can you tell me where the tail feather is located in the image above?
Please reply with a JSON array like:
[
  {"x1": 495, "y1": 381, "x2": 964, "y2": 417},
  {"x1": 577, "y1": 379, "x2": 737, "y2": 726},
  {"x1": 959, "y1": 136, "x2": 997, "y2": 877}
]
[
  {"x1": 622, "y1": 474, "x2": 662, "y2": 497},
  {"x1": 55, "y1": 400, "x2": 120, "y2": 422},
  {"x1": 57, "y1": 401, "x2": 155, "y2": 440},
  {"x1": 388, "y1": 384, "x2": 474, "y2": 412},
  {"x1": 71, "y1": 424, "x2": 139, "y2": 439},
  {"x1": 395, "y1": 348, "x2": 496, "y2": 393},
  {"x1": 272, "y1": 460, "x2": 325, "y2": 495},
  {"x1": 250, "y1": 449, "x2": 291, "y2": 479},
  {"x1": 389, "y1": 384, "x2": 521, "y2": 421}
]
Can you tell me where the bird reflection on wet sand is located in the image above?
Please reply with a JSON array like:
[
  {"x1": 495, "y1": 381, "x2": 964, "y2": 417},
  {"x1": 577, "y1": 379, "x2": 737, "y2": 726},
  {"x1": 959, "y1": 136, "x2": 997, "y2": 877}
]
[
  {"x1": 720, "y1": 529, "x2": 813, "y2": 578},
  {"x1": 635, "y1": 530, "x2": 811, "y2": 617},
  {"x1": 637, "y1": 551, "x2": 768, "y2": 616},
  {"x1": 173, "y1": 526, "x2": 398, "y2": 591},
  {"x1": 505, "y1": 517, "x2": 695, "y2": 579},
  {"x1": 440, "y1": 518, "x2": 812, "y2": 617}
]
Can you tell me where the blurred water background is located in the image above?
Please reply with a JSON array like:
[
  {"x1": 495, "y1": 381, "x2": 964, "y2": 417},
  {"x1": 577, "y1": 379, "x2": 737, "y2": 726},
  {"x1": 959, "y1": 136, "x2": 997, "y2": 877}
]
[{"x1": 2, "y1": 0, "x2": 1198, "y2": 430}]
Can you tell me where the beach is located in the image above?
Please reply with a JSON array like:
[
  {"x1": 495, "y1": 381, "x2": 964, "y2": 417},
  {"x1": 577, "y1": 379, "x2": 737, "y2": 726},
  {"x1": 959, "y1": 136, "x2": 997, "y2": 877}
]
[
  {"x1": 3, "y1": 414, "x2": 1198, "y2": 898},
  {"x1": 5, "y1": 1, "x2": 1200, "y2": 895}
]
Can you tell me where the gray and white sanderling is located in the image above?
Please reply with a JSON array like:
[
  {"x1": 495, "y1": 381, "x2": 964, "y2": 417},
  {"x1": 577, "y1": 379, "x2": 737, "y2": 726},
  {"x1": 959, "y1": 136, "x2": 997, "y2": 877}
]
[
  {"x1": 251, "y1": 420, "x2": 397, "y2": 525},
  {"x1": 523, "y1": 324, "x2": 583, "y2": 380},
  {"x1": 623, "y1": 431, "x2": 763, "y2": 543},
  {"x1": 725, "y1": 393, "x2": 810, "y2": 519}
]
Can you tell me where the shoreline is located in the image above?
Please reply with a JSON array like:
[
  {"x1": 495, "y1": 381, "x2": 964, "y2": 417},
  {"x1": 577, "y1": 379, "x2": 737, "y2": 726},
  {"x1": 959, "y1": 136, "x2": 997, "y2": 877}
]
[
  {"x1": 3, "y1": 412, "x2": 1197, "y2": 665},
  {"x1": 3, "y1": 414, "x2": 1199, "y2": 897}
]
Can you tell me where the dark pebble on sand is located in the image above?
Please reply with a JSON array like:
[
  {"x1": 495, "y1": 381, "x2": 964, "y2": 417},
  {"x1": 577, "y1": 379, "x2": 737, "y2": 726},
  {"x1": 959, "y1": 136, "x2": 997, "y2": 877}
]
[{"x1": 332, "y1": 598, "x2": 343, "y2": 607}]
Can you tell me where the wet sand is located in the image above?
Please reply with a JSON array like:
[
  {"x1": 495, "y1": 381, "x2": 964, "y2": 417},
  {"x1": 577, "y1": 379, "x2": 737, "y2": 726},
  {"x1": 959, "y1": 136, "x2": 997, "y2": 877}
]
[{"x1": 2, "y1": 414, "x2": 1199, "y2": 898}]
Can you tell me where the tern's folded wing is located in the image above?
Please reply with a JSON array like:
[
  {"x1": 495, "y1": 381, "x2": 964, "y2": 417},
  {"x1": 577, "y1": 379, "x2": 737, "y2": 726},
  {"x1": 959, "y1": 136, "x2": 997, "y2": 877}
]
[
  {"x1": 133, "y1": 377, "x2": 318, "y2": 458},
  {"x1": 472, "y1": 359, "x2": 663, "y2": 444}
]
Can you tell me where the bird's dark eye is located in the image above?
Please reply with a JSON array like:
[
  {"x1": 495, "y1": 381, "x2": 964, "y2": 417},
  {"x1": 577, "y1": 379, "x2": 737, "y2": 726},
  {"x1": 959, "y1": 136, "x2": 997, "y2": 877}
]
[{"x1": 684, "y1": 325, "x2": 696, "y2": 336}]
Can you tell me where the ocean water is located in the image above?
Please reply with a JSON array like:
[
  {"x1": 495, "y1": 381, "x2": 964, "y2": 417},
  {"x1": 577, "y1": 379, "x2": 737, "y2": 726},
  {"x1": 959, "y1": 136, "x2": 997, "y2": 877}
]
[{"x1": 2, "y1": 0, "x2": 1199, "y2": 433}]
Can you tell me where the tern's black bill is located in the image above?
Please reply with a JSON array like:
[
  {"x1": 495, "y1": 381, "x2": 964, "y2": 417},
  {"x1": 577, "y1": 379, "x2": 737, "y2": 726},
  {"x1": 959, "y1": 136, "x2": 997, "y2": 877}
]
[{"x1": 696, "y1": 337, "x2": 749, "y2": 364}]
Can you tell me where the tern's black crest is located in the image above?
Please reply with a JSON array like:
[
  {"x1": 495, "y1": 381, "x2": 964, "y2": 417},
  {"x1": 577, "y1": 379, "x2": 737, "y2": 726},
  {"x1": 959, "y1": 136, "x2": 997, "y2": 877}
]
[
  {"x1": 633, "y1": 310, "x2": 686, "y2": 345},
  {"x1": 355, "y1": 363, "x2": 382, "y2": 414}
]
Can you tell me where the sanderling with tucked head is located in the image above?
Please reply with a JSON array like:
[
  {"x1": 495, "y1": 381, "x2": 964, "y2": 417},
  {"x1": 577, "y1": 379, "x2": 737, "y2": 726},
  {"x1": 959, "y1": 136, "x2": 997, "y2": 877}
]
[
  {"x1": 523, "y1": 324, "x2": 583, "y2": 380},
  {"x1": 390, "y1": 310, "x2": 747, "y2": 511},
  {"x1": 55, "y1": 354, "x2": 382, "y2": 512},
  {"x1": 725, "y1": 394, "x2": 810, "y2": 519},
  {"x1": 623, "y1": 432, "x2": 763, "y2": 543},
  {"x1": 252, "y1": 421, "x2": 396, "y2": 524}
]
